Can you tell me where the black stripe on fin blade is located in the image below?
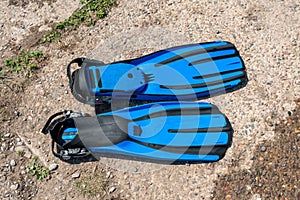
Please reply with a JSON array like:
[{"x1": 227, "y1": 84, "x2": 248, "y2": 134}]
[
  {"x1": 168, "y1": 127, "x2": 232, "y2": 133},
  {"x1": 154, "y1": 42, "x2": 236, "y2": 67},
  {"x1": 160, "y1": 72, "x2": 246, "y2": 90},
  {"x1": 193, "y1": 67, "x2": 245, "y2": 79},
  {"x1": 131, "y1": 141, "x2": 231, "y2": 155},
  {"x1": 188, "y1": 53, "x2": 239, "y2": 66},
  {"x1": 133, "y1": 107, "x2": 221, "y2": 122}
]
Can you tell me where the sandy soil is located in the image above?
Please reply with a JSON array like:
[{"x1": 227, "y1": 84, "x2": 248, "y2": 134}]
[{"x1": 0, "y1": 0, "x2": 299, "y2": 199}]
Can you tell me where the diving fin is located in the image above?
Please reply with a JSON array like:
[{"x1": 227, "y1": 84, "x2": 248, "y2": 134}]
[
  {"x1": 42, "y1": 102, "x2": 233, "y2": 164},
  {"x1": 67, "y1": 41, "x2": 247, "y2": 106}
]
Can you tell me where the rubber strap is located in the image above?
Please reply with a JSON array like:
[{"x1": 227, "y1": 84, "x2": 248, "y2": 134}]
[
  {"x1": 67, "y1": 58, "x2": 85, "y2": 89},
  {"x1": 42, "y1": 110, "x2": 92, "y2": 160},
  {"x1": 66, "y1": 57, "x2": 111, "y2": 110},
  {"x1": 41, "y1": 110, "x2": 72, "y2": 134}
]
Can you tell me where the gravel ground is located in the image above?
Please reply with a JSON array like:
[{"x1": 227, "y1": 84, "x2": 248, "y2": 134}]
[
  {"x1": 213, "y1": 99, "x2": 300, "y2": 199},
  {"x1": 0, "y1": 0, "x2": 299, "y2": 199}
]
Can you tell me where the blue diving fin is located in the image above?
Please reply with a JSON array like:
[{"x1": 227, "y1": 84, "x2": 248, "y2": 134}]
[
  {"x1": 67, "y1": 41, "x2": 247, "y2": 106},
  {"x1": 42, "y1": 102, "x2": 233, "y2": 164}
]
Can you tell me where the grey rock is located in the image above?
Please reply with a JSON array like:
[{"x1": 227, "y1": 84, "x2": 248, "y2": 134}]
[
  {"x1": 106, "y1": 171, "x2": 111, "y2": 178},
  {"x1": 261, "y1": 146, "x2": 267, "y2": 152},
  {"x1": 4, "y1": 192, "x2": 10, "y2": 197},
  {"x1": 18, "y1": 184, "x2": 25, "y2": 191},
  {"x1": 3, "y1": 167, "x2": 9, "y2": 172},
  {"x1": 109, "y1": 187, "x2": 116, "y2": 193},
  {"x1": 10, "y1": 184, "x2": 19, "y2": 190},
  {"x1": 16, "y1": 141, "x2": 23, "y2": 146},
  {"x1": 72, "y1": 171, "x2": 81, "y2": 179},
  {"x1": 289, "y1": 3, "x2": 298, "y2": 9},
  {"x1": 134, "y1": 186, "x2": 140, "y2": 192},
  {"x1": 49, "y1": 163, "x2": 58, "y2": 171},
  {"x1": 10, "y1": 160, "x2": 16, "y2": 166},
  {"x1": 14, "y1": 111, "x2": 20, "y2": 117}
]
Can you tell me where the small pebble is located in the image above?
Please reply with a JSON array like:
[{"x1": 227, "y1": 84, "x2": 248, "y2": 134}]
[
  {"x1": 4, "y1": 192, "x2": 10, "y2": 197},
  {"x1": 246, "y1": 185, "x2": 251, "y2": 191},
  {"x1": 10, "y1": 184, "x2": 19, "y2": 190},
  {"x1": 18, "y1": 184, "x2": 25, "y2": 191},
  {"x1": 134, "y1": 186, "x2": 140, "y2": 192},
  {"x1": 64, "y1": 90, "x2": 68, "y2": 94},
  {"x1": 49, "y1": 163, "x2": 58, "y2": 171},
  {"x1": 106, "y1": 171, "x2": 111, "y2": 178},
  {"x1": 72, "y1": 171, "x2": 81, "y2": 179},
  {"x1": 261, "y1": 146, "x2": 266, "y2": 152},
  {"x1": 17, "y1": 142, "x2": 23, "y2": 146},
  {"x1": 14, "y1": 111, "x2": 20, "y2": 117},
  {"x1": 10, "y1": 160, "x2": 16, "y2": 166},
  {"x1": 109, "y1": 187, "x2": 116, "y2": 193},
  {"x1": 290, "y1": 3, "x2": 298, "y2": 9}
]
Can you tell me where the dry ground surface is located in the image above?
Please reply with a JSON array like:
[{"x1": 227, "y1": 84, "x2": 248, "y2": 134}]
[{"x1": 0, "y1": 0, "x2": 299, "y2": 199}]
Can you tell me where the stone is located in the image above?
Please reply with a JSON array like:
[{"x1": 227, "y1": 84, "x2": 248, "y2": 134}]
[
  {"x1": 49, "y1": 163, "x2": 58, "y2": 171},
  {"x1": 109, "y1": 187, "x2": 116, "y2": 193},
  {"x1": 14, "y1": 111, "x2": 20, "y2": 117},
  {"x1": 106, "y1": 171, "x2": 111, "y2": 178},
  {"x1": 10, "y1": 184, "x2": 19, "y2": 190},
  {"x1": 16, "y1": 142, "x2": 23, "y2": 146},
  {"x1": 10, "y1": 160, "x2": 16, "y2": 166},
  {"x1": 134, "y1": 186, "x2": 140, "y2": 192},
  {"x1": 72, "y1": 171, "x2": 81, "y2": 179}
]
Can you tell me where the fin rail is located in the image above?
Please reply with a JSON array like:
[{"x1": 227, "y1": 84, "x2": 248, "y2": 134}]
[{"x1": 160, "y1": 72, "x2": 246, "y2": 90}]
